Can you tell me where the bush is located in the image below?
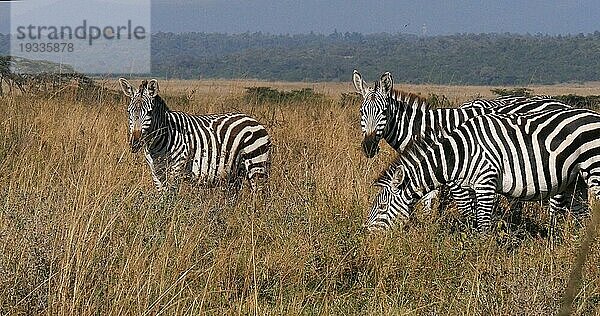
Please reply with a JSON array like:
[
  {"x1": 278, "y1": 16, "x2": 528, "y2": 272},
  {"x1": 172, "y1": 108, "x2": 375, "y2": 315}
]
[
  {"x1": 339, "y1": 92, "x2": 362, "y2": 108},
  {"x1": 490, "y1": 87, "x2": 533, "y2": 97},
  {"x1": 426, "y1": 93, "x2": 453, "y2": 108},
  {"x1": 553, "y1": 94, "x2": 600, "y2": 110},
  {"x1": 244, "y1": 86, "x2": 324, "y2": 104}
]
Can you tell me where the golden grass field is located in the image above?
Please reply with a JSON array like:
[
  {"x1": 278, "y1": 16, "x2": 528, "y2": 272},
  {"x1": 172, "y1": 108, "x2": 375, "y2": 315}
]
[{"x1": 0, "y1": 79, "x2": 599, "y2": 315}]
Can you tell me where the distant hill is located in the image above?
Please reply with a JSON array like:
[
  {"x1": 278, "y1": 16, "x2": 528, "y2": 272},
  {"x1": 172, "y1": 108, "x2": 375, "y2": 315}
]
[
  {"x1": 2, "y1": 32, "x2": 600, "y2": 84},
  {"x1": 151, "y1": 32, "x2": 600, "y2": 85}
]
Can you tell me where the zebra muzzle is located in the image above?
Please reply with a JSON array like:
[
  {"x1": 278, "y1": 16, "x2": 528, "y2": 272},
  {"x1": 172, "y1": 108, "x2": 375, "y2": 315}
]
[
  {"x1": 361, "y1": 134, "x2": 380, "y2": 158},
  {"x1": 364, "y1": 221, "x2": 386, "y2": 233},
  {"x1": 130, "y1": 130, "x2": 142, "y2": 153}
]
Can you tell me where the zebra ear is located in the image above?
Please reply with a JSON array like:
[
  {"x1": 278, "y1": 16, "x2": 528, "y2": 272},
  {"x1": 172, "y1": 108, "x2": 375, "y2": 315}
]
[
  {"x1": 147, "y1": 79, "x2": 159, "y2": 97},
  {"x1": 353, "y1": 70, "x2": 368, "y2": 96},
  {"x1": 118, "y1": 78, "x2": 134, "y2": 98},
  {"x1": 379, "y1": 72, "x2": 393, "y2": 97},
  {"x1": 391, "y1": 166, "x2": 405, "y2": 188},
  {"x1": 373, "y1": 178, "x2": 386, "y2": 187}
]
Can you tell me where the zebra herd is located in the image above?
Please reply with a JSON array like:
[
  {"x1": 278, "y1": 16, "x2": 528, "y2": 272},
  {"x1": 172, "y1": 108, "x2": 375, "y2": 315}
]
[
  {"x1": 119, "y1": 73, "x2": 596, "y2": 235},
  {"x1": 354, "y1": 71, "x2": 595, "y2": 233}
]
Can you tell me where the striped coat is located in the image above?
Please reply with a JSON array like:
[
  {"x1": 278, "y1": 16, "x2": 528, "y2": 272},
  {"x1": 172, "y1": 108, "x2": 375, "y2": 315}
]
[
  {"x1": 119, "y1": 79, "x2": 271, "y2": 191},
  {"x1": 367, "y1": 108, "x2": 600, "y2": 232}
]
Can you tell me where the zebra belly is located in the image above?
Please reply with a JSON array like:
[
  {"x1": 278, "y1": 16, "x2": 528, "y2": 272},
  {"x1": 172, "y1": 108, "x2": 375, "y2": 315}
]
[
  {"x1": 496, "y1": 166, "x2": 580, "y2": 201},
  {"x1": 189, "y1": 151, "x2": 226, "y2": 185},
  {"x1": 188, "y1": 133, "x2": 225, "y2": 185},
  {"x1": 191, "y1": 148, "x2": 209, "y2": 180}
]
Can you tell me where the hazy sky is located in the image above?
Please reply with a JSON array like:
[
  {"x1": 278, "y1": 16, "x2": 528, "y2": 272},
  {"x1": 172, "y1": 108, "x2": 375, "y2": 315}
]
[
  {"x1": 1, "y1": 0, "x2": 599, "y2": 35},
  {"x1": 150, "y1": 0, "x2": 600, "y2": 35}
]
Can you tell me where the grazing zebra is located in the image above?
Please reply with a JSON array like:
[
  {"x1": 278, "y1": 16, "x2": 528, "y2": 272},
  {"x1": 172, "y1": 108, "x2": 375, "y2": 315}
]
[
  {"x1": 119, "y1": 78, "x2": 271, "y2": 191},
  {"x1": 366, "y1": 108, "x2": 600, "y2": 232},
  {"x1": 352, "y1": 70, "x2": 581, "y2": 216}
]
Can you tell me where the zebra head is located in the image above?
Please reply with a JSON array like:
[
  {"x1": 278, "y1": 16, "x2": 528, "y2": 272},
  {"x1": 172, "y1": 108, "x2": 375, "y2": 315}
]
[
  {"x1": 119, "y1": 78, "x2": 160, "y2": 153},
  {"x1": 353, "y1": 70, "x2": 394, "y2": 158},
  {"x1": 366, "y1": 163, "x2": 418, "y2": 231}
]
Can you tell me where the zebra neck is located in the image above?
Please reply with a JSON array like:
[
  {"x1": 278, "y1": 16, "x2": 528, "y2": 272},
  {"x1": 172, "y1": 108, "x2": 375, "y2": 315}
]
[
  {"x1": 382, "y1": 98, "x2": 398, "y2": 138},
  {"x1": 423, "y1": 109, "x2": 441, "y2": 138},
  {"x1": 383, "y1": 99, "x2": 426, "y2": 147},
  {"x1": 146, "y1": 103, "x2": 171, "y2": 152}
]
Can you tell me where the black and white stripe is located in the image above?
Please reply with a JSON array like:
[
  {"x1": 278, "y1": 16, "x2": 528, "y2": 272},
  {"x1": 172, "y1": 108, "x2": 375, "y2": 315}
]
[
  {"x1": 367, "y1": 108, "x2": 600, "y2": 232},
  {"x1": 119, "y1": 79, "x2": 271, "y2": 191},
  {"x1": 458, "y1": 95, "x2": 528, "y2": 110}
]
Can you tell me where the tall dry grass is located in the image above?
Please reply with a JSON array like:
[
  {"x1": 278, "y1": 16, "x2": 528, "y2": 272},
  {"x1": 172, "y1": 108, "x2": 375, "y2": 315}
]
[{"x1": 0, "y1": 81, "x2": 598, "y2": 315}]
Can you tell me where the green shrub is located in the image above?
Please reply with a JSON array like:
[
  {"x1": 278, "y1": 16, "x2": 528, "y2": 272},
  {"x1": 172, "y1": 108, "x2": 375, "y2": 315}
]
[
  {"x1": 490, "y1": 87, "x2": 533, "y2": 97},
  {"x1": 553, "y1": 94, "x2": 600, "y2": 110},
  {"x1": 244, "y1": 86, "x2": 324, "y2": 104},
  {"x1": 426, "y1": 93, "x2": 453, "y2": 108}
]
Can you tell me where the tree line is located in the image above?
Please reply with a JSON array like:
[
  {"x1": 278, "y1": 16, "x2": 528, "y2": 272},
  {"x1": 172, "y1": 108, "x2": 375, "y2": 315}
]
[{"x1": 2, "y1": 32, "x2": 600, "y2": 85}]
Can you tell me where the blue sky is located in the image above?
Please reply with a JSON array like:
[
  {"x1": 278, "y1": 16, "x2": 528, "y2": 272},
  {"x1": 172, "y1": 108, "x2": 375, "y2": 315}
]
[{"x1": 2, "y1": 0, "x2": 599, "y2": 35}]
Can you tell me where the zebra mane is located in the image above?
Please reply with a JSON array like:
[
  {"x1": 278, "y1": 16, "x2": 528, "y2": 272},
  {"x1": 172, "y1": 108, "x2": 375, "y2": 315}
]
[
  {"x1": 152, "y1": 94, "x2": 170, "y2": 112},
  {"x1": 375, "y1": 134, "x2": 437, "y2": 184},
  {"x1": 134, "y1": 80, "x2": 169, "y2": 111},
  {"x1": 390, "y1": 89, "x2": 430, "y2": 111},
  {"x1": 139, "y1": 80, "x2": 148, "y2": 91}
]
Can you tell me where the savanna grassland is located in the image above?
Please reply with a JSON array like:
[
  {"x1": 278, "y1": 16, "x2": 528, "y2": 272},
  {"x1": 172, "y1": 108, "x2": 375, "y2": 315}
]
[{"x1": 0, "y1": 80, "x2": 599, "y2": 315}]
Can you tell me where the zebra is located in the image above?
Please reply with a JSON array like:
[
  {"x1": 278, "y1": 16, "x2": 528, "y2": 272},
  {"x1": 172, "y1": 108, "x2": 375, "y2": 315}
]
[
  {"x1": 118, "y1": 78, "x2": 271, "y2": 192},
  {"x1": 351, "y1": 70, "x2": 583, "y2": 216},
  {"x1": 352, "y1": 70, "x2": 570, "y2": 158},
  {"x1": 366, "y1": 108, "x2": 600, "y2": 232}
]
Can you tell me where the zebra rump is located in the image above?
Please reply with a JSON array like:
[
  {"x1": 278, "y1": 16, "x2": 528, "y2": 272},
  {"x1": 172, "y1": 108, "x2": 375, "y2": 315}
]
[{"x1": 119, "y1": 78, "x2": 271, "y2": 191}]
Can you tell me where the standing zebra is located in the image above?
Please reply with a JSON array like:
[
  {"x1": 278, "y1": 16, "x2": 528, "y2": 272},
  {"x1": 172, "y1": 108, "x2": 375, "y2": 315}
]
[
  {"x1": 352, "y1": 70, "x2": 570, "y2": 158},
  {"x1": 367, "y1": 108, "x2": 600, "y2": 232},
  {"x1": 119, "y1": 78, "x2": 271, "y2": 191},
  {"x1": 352, "y1": 70, "x2": 582, "y2": 216}
]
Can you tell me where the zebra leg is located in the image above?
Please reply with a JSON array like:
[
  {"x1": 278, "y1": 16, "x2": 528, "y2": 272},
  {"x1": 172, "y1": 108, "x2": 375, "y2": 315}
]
[
  {"x1": 437, "y1": 185, "x2": 454, "y2": 214},
  {"x1": 243, "y1": 152, "x2": 270, "y2": 193},
  {"x1": 585, "y1": 172, "x2": 600, "y2": 207},
  {"x1": 420, "y1": 190, "x2": 438, "y2": 214},
  {"x1": 570, "y1": 189, "x2": 590, "y2": 223},
  {"x1": 228, "y1": 154, "x2": 246, "y2": 193},
  {"x1": 548, "y1": 194, "x2": 568, "y2": 241},
  {"x1": 145, "y1": 153, "x2": 167, "y2": 191},
  {"x1": 564, "y1": 176, "x2": 591, "y2": 222},
  {"x1": 474, "y1": 188, "x2": 496, "y2": 234},
  {"x1": 151, "y1": 172, "x2": 166, "y2": 191},
  {"x1": 548, "y1": 177, "x2": 591, "y2": 232},
  {"x1": 449, "y1": 185, "x2": 475, "y2": 227},
  {"x1": 473, "y1": 171, "x2": 498, "y2": 234},
  {"x1": 550, "y1": 194, "x2": 569, "y2": 215}
]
